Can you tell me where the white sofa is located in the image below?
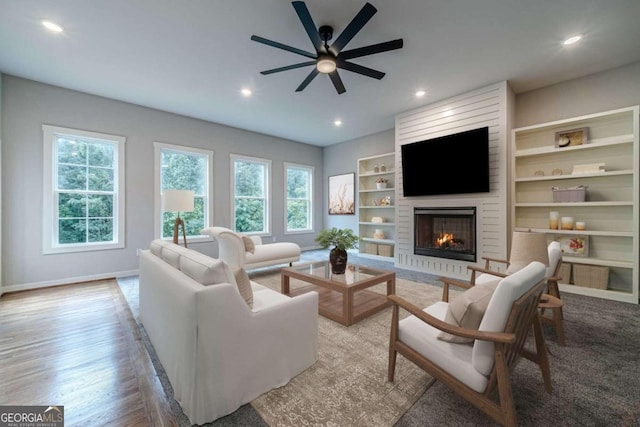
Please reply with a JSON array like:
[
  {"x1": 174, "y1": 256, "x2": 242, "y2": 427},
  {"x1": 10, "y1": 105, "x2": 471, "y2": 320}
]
[
  {"x1": 139, "y1": 239, "x2": 318, "y2": 425},
  {"x1": 201, "y1": 226, "x2": 301, "y2": 270}
]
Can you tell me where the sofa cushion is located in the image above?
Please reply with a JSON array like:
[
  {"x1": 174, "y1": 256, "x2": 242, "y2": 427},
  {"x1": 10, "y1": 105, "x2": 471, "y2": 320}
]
[
  {"x1": 242, "y1": 235, "x2": 256, "y2": 254},
  {"x1": 233, "y1": 268, "x2": 254, "y2": 308},
  {"x1": 179, "y1": 250, "x2": 237, "y2": 286},
  {"x1": 149, "y1": 239, "x2": 168, "y2": 257},
  {"x1": 438, "y1": 279, "x2": 500, "y2": 343},
  {"x1": 161, "y1": 243, "x2": 189, "y2": 269}
]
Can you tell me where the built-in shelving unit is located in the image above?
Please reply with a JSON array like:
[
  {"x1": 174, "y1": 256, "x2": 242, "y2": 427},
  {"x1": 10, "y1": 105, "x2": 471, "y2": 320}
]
[
  {"x1": 511, "y1": 106, "x2": 639, "y2": 303},
  {"x1": 357, "y1": 153, "x2": 395, "y2": 261}
]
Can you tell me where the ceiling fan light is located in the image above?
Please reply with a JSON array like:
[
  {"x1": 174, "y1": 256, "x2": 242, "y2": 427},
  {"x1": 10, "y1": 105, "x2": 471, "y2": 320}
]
[{"x1": 317, "y1": 57, "x2": 337, "y2": 74}]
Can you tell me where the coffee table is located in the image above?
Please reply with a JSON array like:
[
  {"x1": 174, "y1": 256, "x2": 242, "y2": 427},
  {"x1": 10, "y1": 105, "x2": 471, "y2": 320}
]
[{"x1": 281, "y1": 261, "x2": 396, "y2": 326}]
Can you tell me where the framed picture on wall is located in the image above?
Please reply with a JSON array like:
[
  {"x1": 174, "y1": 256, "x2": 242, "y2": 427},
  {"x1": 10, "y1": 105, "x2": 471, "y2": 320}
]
[
  {"x1": 328, "y1": 173, "x2": 355, "y2": 215},
  {"x1": 555, "y1": 127, "x2": 589, "y2": 148}
]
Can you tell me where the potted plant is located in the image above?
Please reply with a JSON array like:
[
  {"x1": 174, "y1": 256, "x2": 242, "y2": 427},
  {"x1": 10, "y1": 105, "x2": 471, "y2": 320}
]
[
  {"x1": 315, "y1": 227, "x2": 359, "y2": 274},
  {"x1": 376, "y1": 177, "x2": 388, "y2": 189}
]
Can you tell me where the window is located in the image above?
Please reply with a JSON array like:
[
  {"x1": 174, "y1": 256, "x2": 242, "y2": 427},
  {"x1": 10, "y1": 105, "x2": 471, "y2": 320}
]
[
  {"x1": 42, "y1": 125, "x2": 125, "y2": 254},
  {"x1": 155, "y1": 143, "x2": 213, "y2": 241},
  {"x1": 232, "y1": 155, "x2": 271, "y2": 234},
  {"x1": 285, "y1": 163, "x2": 313, "y2": 233}
]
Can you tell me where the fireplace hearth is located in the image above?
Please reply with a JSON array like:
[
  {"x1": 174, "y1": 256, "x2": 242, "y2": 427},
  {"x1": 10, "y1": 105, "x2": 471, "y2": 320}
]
[{"x1": 414, "y1": 207, "x2": 476, "y2": 262}]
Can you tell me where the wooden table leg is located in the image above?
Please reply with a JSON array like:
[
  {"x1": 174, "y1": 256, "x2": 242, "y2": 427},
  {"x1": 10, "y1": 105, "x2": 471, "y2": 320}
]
[{"x1": 281, "y1": 273, "x2": 290, "y2": 295}]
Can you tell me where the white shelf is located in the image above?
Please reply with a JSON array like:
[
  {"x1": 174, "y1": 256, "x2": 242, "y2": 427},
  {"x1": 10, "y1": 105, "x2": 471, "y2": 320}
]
[
  {"x1": 358, "y1": 152, "x2": 396, "y2": 262},
  {"x1": 511, "y1": 106, "x2": 639, "y2": 303},
  {"x1": 515, "y1": 169, "x2": 633, "y2": 182},
  {"x1": 514, "y1": 227, "x2": 633, "y2": 238},
  {"x1": 515, "y1": 201, "x2": 633, "y2": 207}
]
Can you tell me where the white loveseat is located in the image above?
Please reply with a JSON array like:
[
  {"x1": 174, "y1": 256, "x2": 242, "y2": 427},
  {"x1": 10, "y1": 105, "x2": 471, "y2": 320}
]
[
  {"x1": 201, "y1": 226, "x2": 301, "y2": 270},
  {"x1": 139, "y1": 240, "x2": 318, "y2": 425}
]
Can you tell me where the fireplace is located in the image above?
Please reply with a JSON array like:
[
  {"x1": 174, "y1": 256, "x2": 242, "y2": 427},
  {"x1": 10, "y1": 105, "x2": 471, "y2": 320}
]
[{"x1": 414, "y1": 207, "x2": 477, "y2": 262}]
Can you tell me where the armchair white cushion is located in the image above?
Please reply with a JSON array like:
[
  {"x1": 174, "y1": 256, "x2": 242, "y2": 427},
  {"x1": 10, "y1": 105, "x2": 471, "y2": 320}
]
[
  {"x1": 389, "y1": 261, "x2": 550, "y2": 426},
  {"x1": 201, "y1": 226, "x2": 301, "y2": 270}
]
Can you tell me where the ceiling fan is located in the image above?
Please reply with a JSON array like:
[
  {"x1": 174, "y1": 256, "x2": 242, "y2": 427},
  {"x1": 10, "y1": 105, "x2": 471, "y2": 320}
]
[{"x1": 251, "y1": 1, "x2": 403, "y2": 94}]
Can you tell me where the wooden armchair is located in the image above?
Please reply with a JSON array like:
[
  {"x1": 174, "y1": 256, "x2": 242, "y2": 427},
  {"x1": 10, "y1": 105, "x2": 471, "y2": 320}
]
[
  {"x1": 440, "y1": 240, "x2": 564, "y2": 303},
  {"x1": 388, "y1": 262, "x2": 551, "y2": 427}
]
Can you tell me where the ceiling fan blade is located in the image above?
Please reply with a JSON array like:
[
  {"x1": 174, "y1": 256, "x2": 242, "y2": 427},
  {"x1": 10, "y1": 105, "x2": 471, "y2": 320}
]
[
  {"x1": 328, "y1": 70, "x2": 346, "y2": 94},
  {"x1": 296, "y1": 68, "x2": 320, "y2": 92},
  {"x1": 337, "y1": 60, "x2": 385, "y2": 79},
  {"x1": 339, "y1": 39, "x2": 403, "y2": 60},
  {"x1": 292, "y1": 1, "x2": 323, "y2": 52},
  {"x1": 260, "y1": 61, "x2": 316, "y2": 75},
  {"x1": 251, "y1": 35, "x2": 317, "y2": 59},
  {"x1": 329, "y1": 2, "x2": 377, "y2": 55}
]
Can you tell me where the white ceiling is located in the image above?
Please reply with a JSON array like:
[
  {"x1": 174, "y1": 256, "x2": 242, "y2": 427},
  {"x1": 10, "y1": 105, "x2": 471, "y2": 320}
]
[{"x1": 1, "y1": 0, "x2": 639, "y2": 146}]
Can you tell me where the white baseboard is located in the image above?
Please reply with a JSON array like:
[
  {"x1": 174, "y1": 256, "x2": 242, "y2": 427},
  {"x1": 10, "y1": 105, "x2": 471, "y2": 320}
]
[{"x1": 2, "y1": 269, "x2": 140, "y2": 294}]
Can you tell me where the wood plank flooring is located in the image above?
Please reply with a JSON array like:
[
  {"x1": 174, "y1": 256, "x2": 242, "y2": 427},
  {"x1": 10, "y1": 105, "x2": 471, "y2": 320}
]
[{"x1": 0, "y1": 280, "x2": 177, "y2": 427}]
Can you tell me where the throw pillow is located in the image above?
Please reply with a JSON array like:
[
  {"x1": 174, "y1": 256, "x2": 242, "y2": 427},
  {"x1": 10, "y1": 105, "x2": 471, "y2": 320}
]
[
  {"x1": 233, "y1": 268, "x2": 254, "y2": 308},
  {"x1": 242, "y1": 235, "x2": 256, "y2": 254},
  {"x1": 438, "y1": 279, "x2": 500, "y2": 343}
]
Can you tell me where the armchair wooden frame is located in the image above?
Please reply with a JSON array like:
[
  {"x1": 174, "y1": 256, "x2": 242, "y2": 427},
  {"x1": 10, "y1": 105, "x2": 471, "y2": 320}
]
[{"x1": 388, "y1": 279, "x2": 551, "y2": 427}]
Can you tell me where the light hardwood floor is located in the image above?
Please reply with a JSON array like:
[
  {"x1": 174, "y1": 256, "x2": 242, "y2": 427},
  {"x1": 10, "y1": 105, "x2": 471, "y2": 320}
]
[{"x1": 0, "y1": 280, "x2": 177, "y2": 426}]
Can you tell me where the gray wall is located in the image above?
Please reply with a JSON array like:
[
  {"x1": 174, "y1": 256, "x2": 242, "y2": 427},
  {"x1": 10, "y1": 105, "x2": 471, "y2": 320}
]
[
  {"x1": 515, "y1": 61, "x2": 640, "y2": 127},
  {"x1": 322, "y1": 129, "x2": 394, "y2": 234},
  {"x1": 1, "y1": 75, "x2": 323, "y2": 289}
]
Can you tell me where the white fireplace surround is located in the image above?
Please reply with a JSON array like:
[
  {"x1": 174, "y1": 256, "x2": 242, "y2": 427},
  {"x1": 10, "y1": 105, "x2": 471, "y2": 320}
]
[{"x1": 394, "y1": 82, "x2": 512, "y2": 279}]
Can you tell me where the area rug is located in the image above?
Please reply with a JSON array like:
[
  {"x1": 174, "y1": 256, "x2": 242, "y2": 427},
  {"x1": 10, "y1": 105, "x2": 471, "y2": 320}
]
[{"x1": 247, "y1": 270, "x2": 442, "y2": 427}]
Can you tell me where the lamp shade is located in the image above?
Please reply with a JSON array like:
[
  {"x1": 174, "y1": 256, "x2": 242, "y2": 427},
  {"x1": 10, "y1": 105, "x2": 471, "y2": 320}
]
[
  {"x1": 507, "y1": 231, "x2": 550, "y2": 274},
  {"x1": 162, "y1": 189, "x2": 194, "y2": 213}
]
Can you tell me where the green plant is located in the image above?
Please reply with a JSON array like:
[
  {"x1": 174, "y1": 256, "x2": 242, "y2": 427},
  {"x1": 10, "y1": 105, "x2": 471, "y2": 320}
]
[{"x1": 315, "y1": 227, "x2": 359, "y2": 251}]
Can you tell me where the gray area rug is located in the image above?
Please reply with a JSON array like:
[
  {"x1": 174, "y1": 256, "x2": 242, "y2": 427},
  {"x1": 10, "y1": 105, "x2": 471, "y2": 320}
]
[{"x1": 119, "y1": 250, "x2": 640, "y2": 426}]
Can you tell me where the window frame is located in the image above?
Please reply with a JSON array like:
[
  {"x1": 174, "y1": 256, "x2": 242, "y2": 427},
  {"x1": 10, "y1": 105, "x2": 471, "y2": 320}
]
[
  {"x1": 284, "y1": 162, "x2": 314, "y2": 234},
  {"x1": 154, "y1": 142, "x2": 214, "y2": 242},
  {"x1": 42, "y1": 124, "x2": 126, "y2": 254},
  {"x1": 230, "y1": 154, "x2": 271, "y2": 236}
]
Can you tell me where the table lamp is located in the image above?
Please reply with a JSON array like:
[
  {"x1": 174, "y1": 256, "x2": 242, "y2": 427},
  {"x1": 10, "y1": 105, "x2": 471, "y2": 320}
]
[
  {"x1": 162, "y1": 189, "x2": 194, "y2": 247},
  {"x1": 507, "y1": 231, "x2": 550, "y2": 273}
]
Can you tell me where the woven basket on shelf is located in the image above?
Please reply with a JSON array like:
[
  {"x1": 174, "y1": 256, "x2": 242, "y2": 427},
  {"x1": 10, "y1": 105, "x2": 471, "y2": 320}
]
[{"x1": 572, "y1": 264, "x2": 609, "y2": 289}]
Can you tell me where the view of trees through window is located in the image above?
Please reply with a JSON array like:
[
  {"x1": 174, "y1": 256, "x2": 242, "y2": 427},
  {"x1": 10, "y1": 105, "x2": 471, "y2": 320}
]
[
  {"x1": 234, "y1": 158, "x2": 268, "y2": 233},
  {"x1": 286, "y1": 164, "x2": 312, "y2": 232},
  {"x1": 56, "y1": 137, "x2": 116, "y2": 245},
  {"x1": 161, "y1": 149, "x2": 207, "y2": 238}
]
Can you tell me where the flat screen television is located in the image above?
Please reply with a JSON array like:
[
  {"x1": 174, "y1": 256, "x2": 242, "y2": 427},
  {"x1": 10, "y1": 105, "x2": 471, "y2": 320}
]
[{"x1": 401, "y1": 126, "x2": 490, "y2": 197}]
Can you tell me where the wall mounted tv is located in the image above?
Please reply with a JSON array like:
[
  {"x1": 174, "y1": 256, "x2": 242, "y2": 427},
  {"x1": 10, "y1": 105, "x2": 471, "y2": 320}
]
[{"x1": 401, "y1": 126, "x2": 490, "y2": 197}]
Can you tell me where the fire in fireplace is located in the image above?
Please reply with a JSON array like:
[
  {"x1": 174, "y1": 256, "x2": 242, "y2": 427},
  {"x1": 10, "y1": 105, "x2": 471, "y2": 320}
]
[{"x1": 414, "y1": 207, "x2": 477, "y2": 262}]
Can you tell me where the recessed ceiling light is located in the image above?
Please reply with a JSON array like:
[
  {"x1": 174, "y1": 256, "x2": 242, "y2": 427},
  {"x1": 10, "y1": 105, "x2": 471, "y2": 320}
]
[
  {"x1": 334, "y1": 119, "x2": 342, "y2": 127},
  {"x1": 415, "y1": 90, "x2": 426, "y2": 98},
  {"x1": 241, "y1": 88, "x2": 252, "y2": 97},
  {"x1": 42, "y1": 20, "x2": 64, "y2": 33},
  {"x1": 563, "y1": 34, "x2": 582, "y2": 45}
]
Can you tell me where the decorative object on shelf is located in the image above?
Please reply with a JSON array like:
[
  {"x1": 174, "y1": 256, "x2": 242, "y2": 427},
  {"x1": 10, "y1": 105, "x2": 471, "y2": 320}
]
[
  {"x1": 549, "y1": 211, "x2": 560, "y2": 230},
  {"x1": 561, "y1": 216, "x2": 574, "y2": 230},
  {"x1": 314, "y1": 227, "x2": 359, "y2": 274},
  {"x1": 380, "y1": 163, "x2": 386, "y2": 172},
  {"x1": 552, "y1": 168, "x2": 563, "y2": 176},
  {"x1": 534, "y1": 170, "x2": 545, "y2": 176},
  {"x1": 380, "y1": 195, "x2": 391, "y2": 205},
  {"x1": 371, "y1": 216, "x2": 384, "y2": 223},
  {"x1": 572, "y1": 264, "x2": 608, "y2": 289},
  {"x1": 572, "y1": 162, "x2": 606, "y2": 175},
  {"x1": 556, "y1": 235, "x2": 588, "y2": 257},
  {"x1": 329, "y1": 173, "x2": 355, "y2": 215},
  {"x1": 552, "y1": 185, "x2": 587, "y2": 203},
  {"x1": 162, "y1": 189, "x2": 195, "y2": 247},
  {"x1": 575, "y1": 221, "x2": 586, "y2": 231},
  {"x1": 555, "y1": 127, "x2": 588, "y2": 148},
  {"x1": 376, "y1": 177, "x2": 388, "y2": 189},
  {"x1": 373, "y1": 229, "x2": 385, "y2": 239},
  {"x1": 373, "y1": 164, "x2": 379, "y2": 173}
]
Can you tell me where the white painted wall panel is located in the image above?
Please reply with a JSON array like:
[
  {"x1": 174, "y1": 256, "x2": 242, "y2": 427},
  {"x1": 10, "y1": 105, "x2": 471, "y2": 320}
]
[{"x1": 395, "y1": 82, "x2": 513, "y2": 279}]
